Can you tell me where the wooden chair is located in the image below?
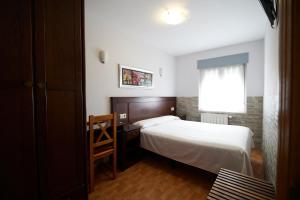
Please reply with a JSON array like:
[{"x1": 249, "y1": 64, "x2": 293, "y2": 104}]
[{"x1": 88, "y1": 112, "x2": 117, "y2": 192}]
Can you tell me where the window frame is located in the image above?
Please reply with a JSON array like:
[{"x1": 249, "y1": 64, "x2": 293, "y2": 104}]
[{"x1": 198, "y1": 64, "x2": 247, "y2": 114}]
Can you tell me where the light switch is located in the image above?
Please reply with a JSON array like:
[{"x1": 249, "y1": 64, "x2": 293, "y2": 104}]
[
  {"x1": 171, "y1": 107, "x2": 175, "y2": 111},
  {"x1": 120, "y1": 113, "x2": 127, "y2": 119}
]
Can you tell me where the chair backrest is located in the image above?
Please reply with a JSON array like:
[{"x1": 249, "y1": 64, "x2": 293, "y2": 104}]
[
  {"x1": 88, "y1": 112, "x2": 117, "y2": 153},
  {"x1": 87, "y1": 113, "x2": 118, "y2": 191}
]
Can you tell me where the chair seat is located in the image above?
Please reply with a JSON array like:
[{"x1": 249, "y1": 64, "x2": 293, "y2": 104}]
[{"x1": 94, "y1": 147, "x2": 114, "y2": 159}]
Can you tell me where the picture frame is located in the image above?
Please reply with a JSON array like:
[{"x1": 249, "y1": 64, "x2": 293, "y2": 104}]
[{"x1": 119, "y1": 64, "x2": 154, "y2": 88}]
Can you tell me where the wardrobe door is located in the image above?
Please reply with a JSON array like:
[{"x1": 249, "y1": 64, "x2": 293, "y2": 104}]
[
  {"x1": 34, "y1": 0, "x2": 87, "y2": 199},
  {"x1": 0, "y1": 0, "x2": 38, "y2": 199}
]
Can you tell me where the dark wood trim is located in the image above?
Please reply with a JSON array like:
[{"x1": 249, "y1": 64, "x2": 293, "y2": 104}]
[
  {"x1": 277, "y1": 0, "x2": 300, "y2": 199},
  {"x1": 81, "y1": 0, "x2": 88, "y2": 195},
  {"x1": 0, "y1": 0, "x2": 38, "y2": 198},
  {"x1": 34, "y1": 0, "x2": 87, "y2": 198},
  {"x1": 277, "y1": 0, "x2": 290, "y2": 198},
  {"x1": 111, "y1": 97, "x2": 176, "y2": 126},
  {"x1": 2, "y1": 0, "x2": 87, "y2": 198},
  {"x1": 33, "y1": 0, "x2": 47, "y2": 197},
  {"x1": 111, "y1": 97, "x2": 176, "y2": 103}
]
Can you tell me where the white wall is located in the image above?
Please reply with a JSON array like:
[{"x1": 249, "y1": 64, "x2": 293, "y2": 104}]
[
  {"x1": 175, "y1": 40, "x2": 264, "y2": 97},
  {"x1": 85, "y1": 3, "x2": 176, "y2": 116}
]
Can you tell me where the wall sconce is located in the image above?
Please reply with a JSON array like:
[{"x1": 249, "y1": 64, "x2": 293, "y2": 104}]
[
  {"x1": 159, "y1": 67, "x2": 163, "y2": 77},
  {"x1": 99, "y1": 50, "x2": 108, "y2": 64}
]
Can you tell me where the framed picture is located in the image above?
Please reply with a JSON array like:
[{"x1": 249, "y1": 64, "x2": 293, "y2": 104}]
[{"x1": 119, "y1": 65, "x2": 154, "y2": 88}]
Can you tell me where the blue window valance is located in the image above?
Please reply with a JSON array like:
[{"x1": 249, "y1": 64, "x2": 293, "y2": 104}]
[{"x1": 197, "y1": 53, "x2": 249, "y2": 69}]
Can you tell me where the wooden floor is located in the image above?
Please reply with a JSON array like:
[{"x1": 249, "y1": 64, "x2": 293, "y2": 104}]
[
  {"x1": 89, "y1": 149, "x2": 264, "y2": 200},
  {"x1": 251, "y1": 148, "x2": 265, "y2": 179}
]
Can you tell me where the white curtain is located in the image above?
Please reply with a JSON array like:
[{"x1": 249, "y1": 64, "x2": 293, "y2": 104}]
[{"x1": 198, "y1": 64, "x2": 246, "y2": 113}]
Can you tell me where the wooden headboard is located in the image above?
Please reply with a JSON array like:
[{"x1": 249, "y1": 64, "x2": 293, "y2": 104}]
[{"x1": 111, "y1": 97, "x2": 176, "y2": 126}]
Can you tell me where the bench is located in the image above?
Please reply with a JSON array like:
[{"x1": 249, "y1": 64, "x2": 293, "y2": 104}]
[{"x1": 207, "y1": 168, "x2": 275, "y2": 200}]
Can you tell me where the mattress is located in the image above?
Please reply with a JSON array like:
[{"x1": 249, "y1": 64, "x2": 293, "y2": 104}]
[{"x1": 138, "y1": 117, "x2": 254, "y2": 176}]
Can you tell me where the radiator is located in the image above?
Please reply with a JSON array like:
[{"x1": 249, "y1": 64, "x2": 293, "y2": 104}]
[{"x1": 201, "y1": 113, "x2": 229, "y2": 125}]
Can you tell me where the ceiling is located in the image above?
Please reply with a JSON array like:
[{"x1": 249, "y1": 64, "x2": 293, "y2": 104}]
[{"x1": 88, "y1": 0, "x2": 267, "y2": 56}]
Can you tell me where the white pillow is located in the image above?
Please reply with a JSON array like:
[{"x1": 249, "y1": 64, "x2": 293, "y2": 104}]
[{"x1": 133, "y1": 115, "x2": 180, "y2": 129}]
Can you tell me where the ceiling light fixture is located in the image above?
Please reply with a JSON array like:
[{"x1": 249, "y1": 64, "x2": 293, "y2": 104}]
[{"x1": 162, "y1": 8, "x2": 187, "y2": 25}]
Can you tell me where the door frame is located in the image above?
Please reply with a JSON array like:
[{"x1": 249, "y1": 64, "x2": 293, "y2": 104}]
[{"x1": 277, "y1": 0, "x2": 300, "y2": 199}]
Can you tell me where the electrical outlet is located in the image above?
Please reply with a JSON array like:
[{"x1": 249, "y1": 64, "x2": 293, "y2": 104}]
[
  {"x1": 120, "y1": 113, "x2": 127, "y2": 119},
  {"x1": 171, "y1": 107, "x2": 175, "y2": 111}
]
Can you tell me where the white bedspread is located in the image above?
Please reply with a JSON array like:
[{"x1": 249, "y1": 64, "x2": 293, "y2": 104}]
[{"x1": 139, "y1": 119, "x2": 254, "y2": 176}]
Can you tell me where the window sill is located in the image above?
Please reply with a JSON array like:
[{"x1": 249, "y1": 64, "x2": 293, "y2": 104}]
[{"x1": 198, "y1": 110, "x2": 247, "y2": 115}]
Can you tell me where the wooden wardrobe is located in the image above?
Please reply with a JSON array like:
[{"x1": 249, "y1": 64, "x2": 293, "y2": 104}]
[{"x1": 1, "y1": 0, "x2": 87, "y2": 199}]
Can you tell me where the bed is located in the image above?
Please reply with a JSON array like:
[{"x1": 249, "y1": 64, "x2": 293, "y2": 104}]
[
  {"x1": 134, "y1": 115, "x2": 253, "y2": 176},
  {"x1": 111, "y1": 97, "x2": 254, "y2": 176}
]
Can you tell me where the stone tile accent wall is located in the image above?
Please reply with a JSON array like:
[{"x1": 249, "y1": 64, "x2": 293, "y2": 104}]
[
  {"x1": 177, "y1": 96, "x2": 263, "y2": 148},
  {"x1": 262, "y1": 95, "x2": 278, "y2": 185},
  {"x1": 262, "y1": 26, "x2": 279, "y2": 185}
]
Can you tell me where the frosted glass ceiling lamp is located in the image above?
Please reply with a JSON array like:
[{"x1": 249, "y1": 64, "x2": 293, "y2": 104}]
[{"x1": 162, "y1": 9, "x2": 186, "y2": 25}]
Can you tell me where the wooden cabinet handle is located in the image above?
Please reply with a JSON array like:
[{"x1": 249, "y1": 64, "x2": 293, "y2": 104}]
[
  {"x1": 37, "y1": 82, "x2": 45, "y2": 89},
  {"x1": 23, "y1": 81, "x2": 33, "y2": 88}
]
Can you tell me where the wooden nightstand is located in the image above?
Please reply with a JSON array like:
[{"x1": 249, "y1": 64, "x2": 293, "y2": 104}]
[{"x1": 117, "y1": 124, "x2": 142, "y2": 171}]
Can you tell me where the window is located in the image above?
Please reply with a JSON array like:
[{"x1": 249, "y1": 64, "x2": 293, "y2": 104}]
[{"x1": 198, "y1": 64, "x2": 246, "y2": 113}]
